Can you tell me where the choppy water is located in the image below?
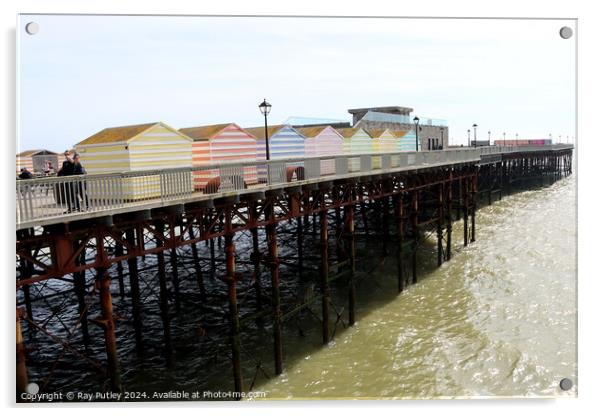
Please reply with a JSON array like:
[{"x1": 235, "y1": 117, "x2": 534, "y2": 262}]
[
  {"x1": 22, "y1": 176, "x2": 576, "y2": 400},
  {"x1": 255, "y1": 176, "x2": 577, "y2": 399}
]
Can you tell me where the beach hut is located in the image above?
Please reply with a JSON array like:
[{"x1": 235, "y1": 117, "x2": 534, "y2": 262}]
[
  {"x1": 336, "y1": 127, "x2": 372, "y2": 171},
  {"x1": 364, "y1": 129, "x2": 397, "y2": 169},
  {"x1": 390, "y1": 130, "x2": 419, "y2": 152},
  {"x1": 245, "y1": 124, "x2": 306, "y2": 182},
  {"x1": 296, "y1": 126, "x2": 344, "y2": 176},
  {"x1": 179, "y1": 123, "x2": 258, "y2": 191},
  {"x1": 75, "y1": 122, "x2": 193, "y2": 200},
  {"x1": 16, "y1": 150, "x2": 59, "y2": 175}
]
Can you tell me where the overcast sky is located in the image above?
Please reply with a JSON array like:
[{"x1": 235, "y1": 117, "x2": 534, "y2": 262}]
[{"x1": 17, "y1": 15, "x2": 575, "y2": 151}]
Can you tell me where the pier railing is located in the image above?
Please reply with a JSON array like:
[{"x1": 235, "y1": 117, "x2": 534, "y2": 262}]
[{"x1": 16, "y1": 145, "x2": 572, "y2": 227}]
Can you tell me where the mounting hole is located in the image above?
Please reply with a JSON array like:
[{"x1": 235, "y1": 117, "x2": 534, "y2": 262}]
[
  {"x1": 559, "y1": 378, "x2": 573, "y2": 391},
  {"x1": 25, "y1": 382, "x2": 39, "y2": 394},
  {"x1": 25, "y1": 22, "x2": 39, "y2": 35},
  {"x1": 559, "y1": 26, "x2": 573, "y2": 39}
]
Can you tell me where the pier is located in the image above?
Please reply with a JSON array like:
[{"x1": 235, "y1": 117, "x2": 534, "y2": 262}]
[{"x1": 15, "y1": 144, "x2": 573, "y2": 398}]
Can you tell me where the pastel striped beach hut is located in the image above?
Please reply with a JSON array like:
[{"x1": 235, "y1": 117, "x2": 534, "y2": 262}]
[
  {"x1": 245, "y1": 124, "x2": 306, "y2": 181},
  {"x1": 179, "y1": 123, "x2": 258, "y2": 191},
  {"x1": 245, "y1": 124, "x2": 306, "y2": 161},
  {"x1": 16, "y1": 150, "x2": 59, "y2": 175},
  {"x1": 390, "y1": 130, "x2": 418, "y2": 152},
  {"x1": 365, "y1": 129, "x2": 396, "y2": 169},
  {"x1": 296, "y1": 126, "x2": 344, "y2": 176},
  {"x1": 75, "y1": 122, "x2": 193, "y2": 200},
  {"x1": 336, "y1": 127, "x2": 372, "y2": 171}
]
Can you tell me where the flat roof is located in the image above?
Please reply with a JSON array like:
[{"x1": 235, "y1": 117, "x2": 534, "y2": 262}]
[{"x1": 348, "y1": 106, "x2": 414, "y2": 115}]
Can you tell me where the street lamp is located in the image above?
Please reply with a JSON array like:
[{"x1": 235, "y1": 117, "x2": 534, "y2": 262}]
[
  {"x1": 413, "y1": 116, "x2": 420, "y2": 151},
  {"x1": 488, "y1": 130, "x2": 491, "y2": 146},
  {"x1": 503, "y1": 132, "x2": 506, "y2": 146},
  {"x1": 472, "y1": 124, "x2": 478, "y2": 148},
  {"x1": 515, "y1": 133, "x2": 518, "y2": 140},
  {"x1": 467, "y1": 129, "x2": 471, "y2": 147},
  {"x1": 439, "y1": 127, "x2": 444, "y2": 149},
  {"x1": 258, "y1": 99, "x2": 272, "y2": 160}
]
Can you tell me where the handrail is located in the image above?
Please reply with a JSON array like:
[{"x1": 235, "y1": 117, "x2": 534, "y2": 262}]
[{"x1": 15, "y1": 145, "x2": 573, "y2": 228}]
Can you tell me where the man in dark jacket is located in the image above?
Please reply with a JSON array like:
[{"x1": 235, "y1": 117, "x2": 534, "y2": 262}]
[
  {"x1": 18, "y1": 168, "x2": 33, "y2": 180},
  {"x1": 72, "y1": 153, "x2": 89, "y2": 210}
]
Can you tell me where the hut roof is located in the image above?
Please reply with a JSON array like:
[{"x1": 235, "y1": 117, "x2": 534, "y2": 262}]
[
  {"x1": 245, "y1": 125, "x2": 287, "y2": 140},
  {"x1": 17, "y1": 149, "x2": 42, "y2": 157},
  {"x1": 295, "y1": 126, "x2": 331, "y2": 138},
  {"x1": 77, "y1": 122, "x2": 159, "y2": 145},
  {"x1": 389, "y1": 130, "x2": 409, "y2": 138},
  {"x1": 179, "y1": 123, "x2": 239, "y2": 141},
  {"x1": 365, "y1": 129, "x2": 388, "y2": 138},
  {"x1": 336, "y1": 127, "x2": 366, "y2": 138}
]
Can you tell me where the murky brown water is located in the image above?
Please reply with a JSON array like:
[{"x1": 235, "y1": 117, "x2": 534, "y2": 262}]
[{"x1": 254, "y1": 176, "x2": 577, "y2": 399}]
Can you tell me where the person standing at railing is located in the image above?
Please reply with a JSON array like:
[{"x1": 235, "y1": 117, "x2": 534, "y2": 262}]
[
  {"x1": 57, "y1": 150, "x2": 77, "y2": 212},
  {"x1": 72, "y1": 153, "x2": 89, "y2": 211}
]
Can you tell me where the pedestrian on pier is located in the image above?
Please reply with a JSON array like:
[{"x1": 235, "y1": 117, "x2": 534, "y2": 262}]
[{"x1": 18, "y1": 167, "x2": 33, "y2": 180}]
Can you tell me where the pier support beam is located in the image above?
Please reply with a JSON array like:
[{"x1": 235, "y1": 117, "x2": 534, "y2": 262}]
[
  {"x1": 463, "y1": 178, "x2": 469, "y2": 247},
  {"x1": 395, "y1": 195, "x2": 405, "y2": 293},
  {"x1": 437, "y1": 184, "x2": 444, "y2": 267},
  {"x1": 115, "y1": 241, "x2": 125, "y2": 298},
  {"x1": 320, "y1": 203, "x2": 330, "y2": 345},
  {"x1": 125, "y1": 228, "x2": 143, "y2": 353},
  {"x1": 446, "y1": 181, "x2": 453, "y2": 261},
  {"x1": 266, "y1": 203, "x2": 283, "y2": 375},
  {"x1": 297, "y1": 216, "x2": 304, "y2": 279},
  {"x1": 16, "y1": 308, "x2": 28, "y2": 397},
  {"x1": 188, "y1": 226, "x2": 206, "y2": 302},
  {"x1": 96, "y1": 267, "x2": 122, "y2": 392},
  {"x1": 251, "y1": 227, "x2": 263, "y2": 320},
  {"x1": 471, "y1": 175, "x2": 477, "y2": 243},
  {"x1": 225, "y1": 232, "x2": 243, "y2": 394},
  {"x1": 345, "y1": 203, "x2": 356, "y2": 326},
  {"x1": 411, "y1": 190, "x2": 419, "y2": 285},
  {"x1": 73, "y1": 240, "x2": 90, "y2": 347},
  {"x1": 155, "y1": 222, "x2": 173, "y2": 366}
]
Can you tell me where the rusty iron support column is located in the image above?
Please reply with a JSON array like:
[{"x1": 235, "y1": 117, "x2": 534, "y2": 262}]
[
  {"x1": 463, "y1": 177, "x2": 469, "y2": 247},
  {"x1": 73, "y1": 244, "x2": 91, "y2": 347},
  {"x1": 320, "y1": 200, "x2": 330, "y2": 344},
  {"x1": 168, "y1": 227, "x2": 181, "y2": 313},
  {"x1": 188, "y1": 226, "x2": 206, "y2": 302},
  {"x1": 18, "y1": 229, "x2": 35, "y2": 329},
  {"x1": 395, "y1": 195, "x2": 405, "y2": 293},
  {"x1": 265, "y1": 203, "x2": 283, "y2": 375},
  {"x1": 411, "y1": 190, "x2": 419, "y2": 285},
  {"x1": 96, "y1": 267, "x2": 122, "y2": 392},
  {"x1": 446, "y1": 181, "x2": 453, "y2": 262},
  {"x1": 360, "y1": 200, "x2": 369, "y2": 237},
  {"x1": 225, "y1": 230, "x2": 243, "y2": 394},
  {"x1": 16, "y1": 308, "x2": 28, "y2": 397},
  {"x1": 344, "y1": 203, "x2": 356, "y2": 325},
  {"x1": 155, "y1": 222, "x2": 173, "y2": 366},
  {"x1": 251, "y1": 227, "x2": 263, "y2": 320},
  {"x1": 125, "y1": 228, "x2": 143, "y2": 353},
  {"x1": 115, "y1": 241, "x2": 125, "y2": 298},
  {"x1": 382, "y1": 197, "x2": 390, "y2": 256},
  {"x1": 297, "y1": 216, "x2": 304, "y2": 279},
  {"x1": 437, "y1": 184, "x2": 444, "y2": 267},
  {"x1": 471, "y1": 174, "x2": 477, "y2": 243}
]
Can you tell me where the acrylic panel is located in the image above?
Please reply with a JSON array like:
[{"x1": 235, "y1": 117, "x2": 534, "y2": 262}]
[{"x1": 15, "y1": 14, "x2": 576, "y2": 402}]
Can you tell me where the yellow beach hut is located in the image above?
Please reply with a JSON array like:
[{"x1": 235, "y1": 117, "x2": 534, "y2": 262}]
[
  {"x1": 336, "y1": 127, "x2": 372, "y2": 171},
  {"x1": 75, "y1": 122, "x2": 193, "y2": 201}
]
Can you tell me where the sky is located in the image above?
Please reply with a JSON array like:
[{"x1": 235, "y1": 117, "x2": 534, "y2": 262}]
[{"x1": 17, "y1": 15, "x2": 576, "y2": 151}]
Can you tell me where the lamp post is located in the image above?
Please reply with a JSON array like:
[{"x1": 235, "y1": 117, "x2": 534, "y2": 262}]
[
  {"x1": 472, "y1": 124, "x2": 478, "y2": 148},
  {"x1": 413, "y1": 116, "x2": 420, "y2": 151},
  {"x1": 258, "y1": 98, "x2": 272, "y2": 160},
  {"x1": 515, "y1": 133, "x2": 518, "y2": 141},
  {"x1": 503, "y1": 132, "x2": 506, "y2": 146},
  {"x1": 488, "y1": 130, "x2": 491, "y2": 146},
  {"x1": 439, "y1": 127, "x2": 444, "y2": 149},
  {"x1": 467, "y1": 129, "x2": 471, "y2": 147}
]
